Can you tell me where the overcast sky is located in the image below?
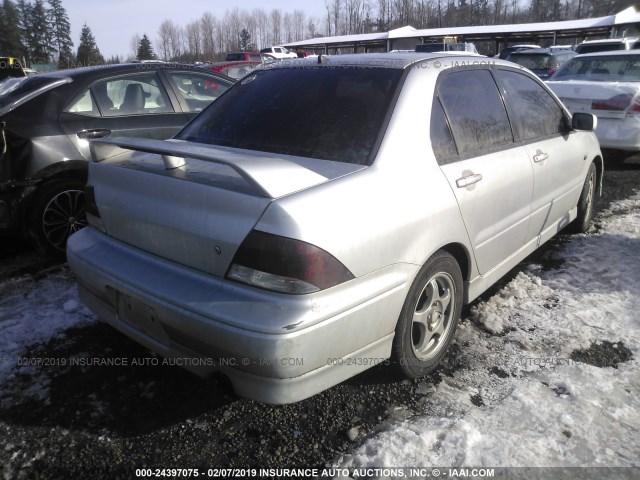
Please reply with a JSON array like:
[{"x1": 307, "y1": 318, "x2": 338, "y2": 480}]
[{"x1": 63, "y1": 0, "x2": 327, "y2": 59}]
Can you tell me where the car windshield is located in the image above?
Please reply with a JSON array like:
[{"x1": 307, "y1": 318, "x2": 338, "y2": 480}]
[
  {"x1": 178, "y1": 66, "x2": 403, "y2": 164},
  {"x1": 509, "y1": 53, "x2": 551, "y2": 69},
  {"x1": 576, "y1": 43, "x2": 626, "y2": 54},
  {"x1": 552, "y1": 54, "x2": 640, "y2": 81}
]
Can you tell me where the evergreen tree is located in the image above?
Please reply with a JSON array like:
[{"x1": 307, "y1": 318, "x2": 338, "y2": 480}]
[
  {"x1": 0, "y1": 0, "x2": 27, "y2": 59},
  {"x1": 15, "y1": 0, "x2": 34, "y2": 63},
  {"x1": 239, "y1": 29, "x2": 252, "y2": 51},
  {"x1": 29, "y1": 0, "x2": 52, "y2": 63},
  {"x1": 136, "y1": 34, "x2": 156, "y2": 60},
  {"x1": 76, "y1": 23, "x2": 104, "y2": 66},
  {"x1": 47, "y1": 0, "x2": 73, "y2": 68}
]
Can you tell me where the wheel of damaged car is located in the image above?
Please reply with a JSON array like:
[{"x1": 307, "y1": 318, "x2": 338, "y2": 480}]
[
  {"x1": 392, "y1": 250, "x2": 463, "y2": 379},
  {"x1": 29, "y1": 179, "x2": 88, "y2": 257},
  {"x1": 569, "y1": 162, "x2": 597, "y2": 234}
]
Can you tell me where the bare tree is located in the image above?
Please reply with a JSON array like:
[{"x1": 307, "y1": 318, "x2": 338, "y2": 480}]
[
  {"x1": 200, "y1": 12, "x2": 216, "y2": 60},
  {"x1": 129, "y1": 33, "x2": 141, "y2": 61},
  {"x1": 254, "y1": 9, "x2": 270, "y2": 48},
  {"x1": 185, "y1": 20, "x2": 202, "y2": 60},
  {"x1": 293, "y1": 10, "x2": 306, "y2": 41},
  {"x1": 270, "y1": 9, "x2": 282, "y2": 45}
]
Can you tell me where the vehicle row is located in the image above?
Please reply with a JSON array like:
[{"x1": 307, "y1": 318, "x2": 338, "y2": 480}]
[{"x1": 0, "y1": 63, "x2": 235, "y2": 255}]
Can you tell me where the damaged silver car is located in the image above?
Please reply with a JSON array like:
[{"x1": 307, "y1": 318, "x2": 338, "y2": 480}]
[{"x1": 68, "y1": 53, "x2": 602, "y2": 403}]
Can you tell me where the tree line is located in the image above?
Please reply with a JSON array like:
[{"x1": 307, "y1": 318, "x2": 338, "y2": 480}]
[
  {"x1": 143, "y1": 0, "x2": 637, "y2": 62},
  {"x1": 1, "y1": 0, "x2": 636, "y2": 68}
]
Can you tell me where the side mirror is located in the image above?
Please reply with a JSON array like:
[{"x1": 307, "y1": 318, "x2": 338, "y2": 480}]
[{"x1": 572, "y1": 112, "x2": 597, "y2": 132}]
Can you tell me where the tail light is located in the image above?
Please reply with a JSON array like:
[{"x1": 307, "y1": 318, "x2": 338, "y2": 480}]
[
  {"x1": 591, "y1": 93, "x2": 633, "y2": 111},
  {"x1": 226, "y1": 230, "x2": 354, "y2": 294}
]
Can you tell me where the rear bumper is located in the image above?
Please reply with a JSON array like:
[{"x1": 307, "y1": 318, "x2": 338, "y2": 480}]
[
  {"x1": 67, "y1": 227, "x2": 414, "y2": 404},
  {"x1": 595, "y1": 116, "x2": 640, "y2": 152}
]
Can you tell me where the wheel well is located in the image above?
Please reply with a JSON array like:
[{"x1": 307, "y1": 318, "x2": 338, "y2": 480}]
[
  {"x1": 593, "y1": 155, "x2": 604, "y2": 196},
  {"x1": 440, "y1": 243, "x2": 471, "y2": 283},
  {"x1": 24, "y1": 168, "x2": 88, "y2": 225}
]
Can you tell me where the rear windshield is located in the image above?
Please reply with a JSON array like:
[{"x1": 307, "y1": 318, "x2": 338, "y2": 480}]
[
  {"x1": 178, "y1": 66, "x2": 403, "y2": 164},
  {"x1": 508, "y1": 53, "x2": 551, "y2": 69},
  {"x1": 552, "y1": 54, "x2": 640, "y2": 81},
  {"x1": 226, "y1": 53, "x2": 245, "y2": 61},
  {"x1": 575, "y1": 43, "x2": 626, "y2": 54}
]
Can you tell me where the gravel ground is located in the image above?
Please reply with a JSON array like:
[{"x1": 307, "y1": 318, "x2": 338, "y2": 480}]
[{"x1": 0, "y1": 156, "x2": 639, "y2": 479}]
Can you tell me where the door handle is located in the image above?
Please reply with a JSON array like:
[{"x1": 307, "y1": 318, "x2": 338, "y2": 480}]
[
  {"x1": 533, "y1": 152, "x2": 549, "y2": 163},
  {"x1": 456, "y1": 173, "x2": 483, "y2": 188},
  {"x1": 77, "y1": 129, "x2": 111, "y2": 140}
]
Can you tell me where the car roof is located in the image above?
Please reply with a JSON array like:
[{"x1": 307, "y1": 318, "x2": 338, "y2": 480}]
[
  {"x1": 30, "y1": 63, "x2": 230, "y2": 81},
  {"x1": 578, "y1": 37, "x2": 638, "y2": 45},
  {"x1": 510, "y1": 48, "x2": 572, "y2": 55},
  {"x1": 262, "y1": 52, "x2": 504, "y2": 70},
  {"x1": 574, "y1": 49, "x2": 640, "y2": 58}
]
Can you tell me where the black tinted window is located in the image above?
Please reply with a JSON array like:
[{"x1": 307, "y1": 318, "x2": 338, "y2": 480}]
[
  {"x1": 178, "y1": 67, "x2": 402, "y2": 164},
  {"x1": 430, "y1": 97, "x2": 457, "y2": 163},
  {"x1": 437, "y1": 69, "x2": 513, "y2": 155},
  {"x1": 497, "y1": 70, "x2": 565, "y2": 140}
]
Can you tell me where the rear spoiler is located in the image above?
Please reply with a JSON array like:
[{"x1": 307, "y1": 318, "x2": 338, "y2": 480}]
[{"x1": 90, "y1": 137, "x2": 338, "y2": 199}]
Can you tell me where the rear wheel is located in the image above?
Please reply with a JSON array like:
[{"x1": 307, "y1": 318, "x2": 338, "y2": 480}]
[
  {"x1": 29, "y1": 179, "x2": 88, "y2": 257},
  {"x1": 392, "y1": 250, "x2": 463, "y2": 378},
  {"x1": 569, "y1": 162, "x2": 596, "y2": 234}
]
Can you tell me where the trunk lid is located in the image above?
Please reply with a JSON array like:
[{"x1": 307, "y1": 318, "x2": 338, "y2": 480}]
[
  {"x1": 547, "y1": 80, "x2": 640, "y2": 119},
  {"x1": 88, "y1": 137, "x2": 365, "y2": 277}
]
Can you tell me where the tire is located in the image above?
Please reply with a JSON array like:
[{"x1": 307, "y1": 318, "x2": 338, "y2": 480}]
[
  {"x1": 29, "y1": 179, "x2": 88, "y2": 258},
  {"x1": 569, "y1": 162, "x2": 596, "y2": 234},
  {"x1": 392, "y1": 250, "x2": 463, "y2": 379}
]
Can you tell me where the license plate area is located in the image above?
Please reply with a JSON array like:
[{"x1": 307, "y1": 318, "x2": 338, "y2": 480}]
[{"x1": 116, "y1": 291, "x2": 170, "y2": 346}]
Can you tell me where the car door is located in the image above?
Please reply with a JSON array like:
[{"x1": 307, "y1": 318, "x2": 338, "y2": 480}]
[
  {"x1": 495, "y1": 68, "x2": 585, "y2": 241},
  {"x1": 433, "y1": 68, "x2": 534, "y2": 275},
  {"x1": 58, "y1": 70, "x2": 186, "y2": 161}
]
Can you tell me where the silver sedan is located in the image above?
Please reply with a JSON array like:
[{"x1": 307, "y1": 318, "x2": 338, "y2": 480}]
[{"x1": 67, "y1": 53, "x2": 602, "y2": 404}]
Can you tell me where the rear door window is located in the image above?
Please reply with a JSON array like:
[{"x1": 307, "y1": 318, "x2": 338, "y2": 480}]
[
  {"x1": 436, "y1": 69, "x2": 513, "y2": 156},
  {"x1": 430, "y1": 97, "x2": 458, "y2": 164},
  {"x1": 90, "y1": 73, "x2": 173, "y2": 116},
  {"x1": 496, "y1": 69, "x2": 566, "y2": 140}
]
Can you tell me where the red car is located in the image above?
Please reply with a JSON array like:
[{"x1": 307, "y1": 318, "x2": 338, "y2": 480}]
[{"x1": 207, "y1": 61, "x2": 262, "y2": 79}]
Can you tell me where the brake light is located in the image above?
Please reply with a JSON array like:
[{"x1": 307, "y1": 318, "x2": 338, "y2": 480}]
[
  {"x1": 226, "y1": 230, "x2": 354, "y2": 294},
  {"x1": 591, "y1": 94, "x2": 633, "y2": 111}
]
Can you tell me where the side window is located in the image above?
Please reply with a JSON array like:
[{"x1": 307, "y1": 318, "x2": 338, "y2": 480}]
[
  {"x1": 430, "y1": 97, "x2": 458, "y2": 164},
  {"x1": 167, "y1": 72, "x2": 231, "y2": 112},
  {"x1": 66, "y1": 89, "x2": 98, "y2": 115},
  {"x1": 497, "y1": 70, "x2": 566, "y2": 140},
  {"x1": 91, "y1": 73, "x2": 173, "y2": 116},
  {"x1": 437, "y1": 69, "x2": 513, "y2": 156}
]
